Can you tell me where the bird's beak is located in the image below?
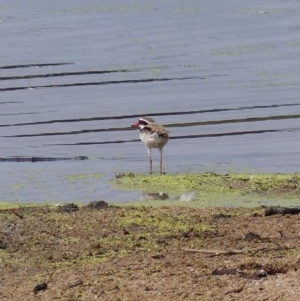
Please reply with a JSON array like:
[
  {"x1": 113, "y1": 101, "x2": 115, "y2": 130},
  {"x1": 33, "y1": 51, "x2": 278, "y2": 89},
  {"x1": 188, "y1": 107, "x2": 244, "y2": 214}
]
[{"x1": 131, "y1": 122, "x2": 139, "y2": 128}]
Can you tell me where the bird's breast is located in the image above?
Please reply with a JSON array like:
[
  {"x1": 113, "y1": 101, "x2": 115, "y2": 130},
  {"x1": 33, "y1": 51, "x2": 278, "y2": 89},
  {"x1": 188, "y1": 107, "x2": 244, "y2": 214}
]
[{"x1": 140, "y1": 131, "x2": 168, "y2": 149}]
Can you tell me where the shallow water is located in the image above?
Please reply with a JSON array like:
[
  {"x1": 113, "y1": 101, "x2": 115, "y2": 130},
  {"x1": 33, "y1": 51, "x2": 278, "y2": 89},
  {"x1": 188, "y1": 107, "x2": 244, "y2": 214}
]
[{"x1": 1, "y1": 0, "x2": 300, "y2": 203}]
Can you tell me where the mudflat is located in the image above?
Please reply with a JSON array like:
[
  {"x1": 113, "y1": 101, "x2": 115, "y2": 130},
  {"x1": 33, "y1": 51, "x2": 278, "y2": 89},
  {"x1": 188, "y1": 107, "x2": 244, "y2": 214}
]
[{"x1": 1, "y1": 203, "x2": 299, "y2": 301}]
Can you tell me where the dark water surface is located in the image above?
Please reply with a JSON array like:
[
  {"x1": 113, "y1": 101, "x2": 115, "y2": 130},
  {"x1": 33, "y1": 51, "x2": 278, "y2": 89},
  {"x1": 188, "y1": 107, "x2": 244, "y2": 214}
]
[{"x1": 1, "y1": 0, "x2": 300, "y2": 203}]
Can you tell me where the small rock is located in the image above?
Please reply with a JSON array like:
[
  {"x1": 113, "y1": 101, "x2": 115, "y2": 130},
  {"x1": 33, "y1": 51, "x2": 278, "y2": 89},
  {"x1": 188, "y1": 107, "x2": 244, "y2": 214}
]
[
  {"x1": 213, "y1": 213, "x2": 232, "y2": 219},
  {"x1": 33, "y1": 282, "x2": 48, "y2": 294},
  {"x1": 212, "y1": 268, "x2": 238, "y2": 276},
  {"x1": 0, "y1": 240, "x2": 8, "y2": 249},
  {"x1": 57, "y1": 203, "x2": 79, "y2": 213},
  {"x1": 258, "y1": 269, "x2": 268, "y2": 277},
  {"x1": 86, "y1": 200, "x2": 108, "y2": 210},
  {"x1": 151, "y1": 254, "x2": 165, "y2": 260},
  {"x1": 123, "y1": 228, "x2": 130, "y2": 235},
  {"x1": 245, "y1": 232, "x2": 261, "y2": 241}
]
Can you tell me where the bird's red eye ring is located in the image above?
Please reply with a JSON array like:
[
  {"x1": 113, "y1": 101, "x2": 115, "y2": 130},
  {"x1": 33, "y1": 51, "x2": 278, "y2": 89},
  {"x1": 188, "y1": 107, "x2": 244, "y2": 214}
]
[{"x1": 139, "y1": 120, "x2": 148, "y2": 126}]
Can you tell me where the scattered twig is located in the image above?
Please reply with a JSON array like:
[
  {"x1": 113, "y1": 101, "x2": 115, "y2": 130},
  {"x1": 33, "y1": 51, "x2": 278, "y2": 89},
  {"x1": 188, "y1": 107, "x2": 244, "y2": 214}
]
[
  {"x1": 225, "y1": 285, "x2": 245, "y2": 295},
  {"x1": 181, "y1": 245, "x2": 295, "y2": 256},
  {"x1": 63, "y1": 280, "x2": 83, "y2": 290},
  {"x1": 10, "y1": 209, "x2": 24, "y2": 219},
  {"x1": 0, "y1": 208, "x2": 24, "y2": 219},
  {"x1": 182, "y1": 248, "x2": 241, "y2": 256}
]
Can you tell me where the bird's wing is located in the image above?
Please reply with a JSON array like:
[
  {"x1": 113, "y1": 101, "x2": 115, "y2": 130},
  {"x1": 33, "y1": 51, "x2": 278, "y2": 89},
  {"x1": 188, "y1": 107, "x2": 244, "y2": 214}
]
[{"x1": 146, "y1": 125, "x2": 169, "y2": 138}]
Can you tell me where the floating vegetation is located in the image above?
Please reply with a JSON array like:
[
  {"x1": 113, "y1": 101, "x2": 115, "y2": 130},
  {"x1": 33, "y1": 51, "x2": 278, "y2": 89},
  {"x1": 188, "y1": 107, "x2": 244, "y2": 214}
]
[
  {"x1": 72, "y1": 4, "x2": 154, "y2": 14},
  {"x1": 240, "y1": 8, "x2": 296, "y2": 15},
  {"x1": 210, "y1": 43, "x2": 275, "y2": 58},
  {"x1": 66, "y1": 173, "x2": 103, "y2": 182}
]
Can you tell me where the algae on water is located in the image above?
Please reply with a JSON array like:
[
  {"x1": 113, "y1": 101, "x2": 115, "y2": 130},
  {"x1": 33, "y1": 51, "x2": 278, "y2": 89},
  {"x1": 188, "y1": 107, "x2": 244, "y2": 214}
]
[{"x1": 113, "y1": 173, "x2": 300, "y2": 207}]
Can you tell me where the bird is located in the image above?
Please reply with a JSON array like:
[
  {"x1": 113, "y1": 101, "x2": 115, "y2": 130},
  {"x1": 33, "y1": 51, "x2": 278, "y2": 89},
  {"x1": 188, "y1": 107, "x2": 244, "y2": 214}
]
[{"x1": 131, "y1": 117, "x2": 169, "y2": 174}]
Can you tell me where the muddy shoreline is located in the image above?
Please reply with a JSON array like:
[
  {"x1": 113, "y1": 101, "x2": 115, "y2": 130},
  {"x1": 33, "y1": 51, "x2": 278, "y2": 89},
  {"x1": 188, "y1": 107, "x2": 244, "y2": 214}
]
[{"x1": 1, "y1": 203, "x2": 299, "y2": 301}]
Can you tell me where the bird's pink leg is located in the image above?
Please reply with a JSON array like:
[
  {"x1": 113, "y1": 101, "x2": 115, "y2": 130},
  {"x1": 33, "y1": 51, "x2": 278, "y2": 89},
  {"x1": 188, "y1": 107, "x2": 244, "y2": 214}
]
[
  {"x1": 159, "y1": 148, "x2": 163, "y2": 174},
  {"x1": 148, "y1": 148, "x2": 152, "y2": 174}
]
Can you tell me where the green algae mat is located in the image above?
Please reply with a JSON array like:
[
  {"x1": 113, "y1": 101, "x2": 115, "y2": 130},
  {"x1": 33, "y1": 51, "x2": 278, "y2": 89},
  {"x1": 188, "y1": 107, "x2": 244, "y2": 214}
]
[{"x1": 113, "y1": 173, "x2": 300, "y2": 207}]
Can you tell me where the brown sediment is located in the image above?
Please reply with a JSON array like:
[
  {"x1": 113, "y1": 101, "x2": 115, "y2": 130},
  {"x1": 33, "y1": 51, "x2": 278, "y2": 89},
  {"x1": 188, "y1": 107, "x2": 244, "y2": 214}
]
[{"x1": 0, "y1": 204, "x2": 299, "y2": 301}]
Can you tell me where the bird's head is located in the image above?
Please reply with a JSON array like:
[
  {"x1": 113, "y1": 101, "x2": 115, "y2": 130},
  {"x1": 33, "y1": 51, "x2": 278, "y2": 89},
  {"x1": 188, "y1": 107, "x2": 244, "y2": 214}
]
[{"x1": 131, "y1": 117, "x2": 156, "y2": 129}]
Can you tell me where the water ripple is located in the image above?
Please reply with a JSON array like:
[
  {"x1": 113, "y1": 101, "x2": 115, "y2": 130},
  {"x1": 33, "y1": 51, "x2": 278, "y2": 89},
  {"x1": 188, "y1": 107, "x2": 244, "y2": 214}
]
[
  {"x1": 0, "y1": 76, "x2": 199, "y2": 92},
  {"x1": 1, "y1": 103, "x2": 299, "y2": 127}
]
